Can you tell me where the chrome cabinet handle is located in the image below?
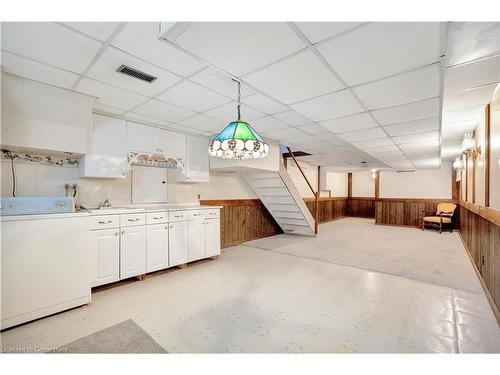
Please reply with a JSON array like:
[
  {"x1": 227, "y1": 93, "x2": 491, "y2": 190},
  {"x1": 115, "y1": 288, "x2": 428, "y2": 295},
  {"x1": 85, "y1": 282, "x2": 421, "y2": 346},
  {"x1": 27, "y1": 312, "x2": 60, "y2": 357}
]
[
  {"x1": 114, "y1": 232, "x2": 119, "y2": 236},
  {"x1": 174, "y1": 215, "x2": 182, "y2": 218},
  {"x1": 121, "y1": 230, "x2": 125, "y2": 235},
  {"x1": 98, "y1": 220, "x2": 112, "y2": 224},
  {"x1": 153, "y1": 216, "x2": 164, "y2": 220},
  {"x1": 193, "y1": 213, "x2": 201, "y2": 216},
  {"x1": 127, "y1": 218, "x2": 140, "y2": 222}
]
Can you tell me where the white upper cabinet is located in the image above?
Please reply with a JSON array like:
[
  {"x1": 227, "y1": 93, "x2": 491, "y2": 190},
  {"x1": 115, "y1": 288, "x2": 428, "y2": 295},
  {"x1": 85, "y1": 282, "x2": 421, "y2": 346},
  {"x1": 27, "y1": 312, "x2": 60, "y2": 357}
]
[
  {"x1": 177, "y1": 135, "x2": 209, "y2": 183},
  {"x1": 1, "y1": 73, "x2": 93, "y2": 155},
  {"x1": 160, "y1": 129, "x2": 186, "y2": 159},
  {"x1": 127, "y1": 121, "x2": 161, "y2": 154},
  {"x1": 80, "y1": 114, "x2": 128, "y2": 178}
]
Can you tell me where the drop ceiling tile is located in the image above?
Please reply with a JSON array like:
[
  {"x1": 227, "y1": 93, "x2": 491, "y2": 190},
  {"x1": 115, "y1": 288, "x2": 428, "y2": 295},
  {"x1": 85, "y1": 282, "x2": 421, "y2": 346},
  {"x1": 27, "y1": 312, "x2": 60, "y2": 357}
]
[
  {"x1": 62, "y1": 22, "x2": 120, "y2": 42},
  {"x1": 443, "y1": 84, "x2": 497, "y2": 110},
  {"x1": 317, "y1": 22, "x2": 441, "y2": 86},
  {"x1": 353, "y1": 65, "x2": 440, "y2": 110},
  {"x1": 319, "y1": 112, "x2": 378, "y2": 133},
  {"x1": 411, "y1": 157, "x2": 441, "y2": 168},
  {"x1": 86, "y1": 47, "x2": 182, "y2": 97},
  {"x1": 296, "y1": 123, "x2": 330, "y2": 135},
  {"x1": 337, "y1": 127, "x2": 387, "y2": 142},
  {"x1": 393, "y1": 131, "x2": 439, "y2": 145},
  {"x1": 371, "y1": 97, "x2": 440, "y2": 125},
  {"x1": 290, "y1": 89, "x2": 364, "y2": 121},
  {"x1": 204, "y1": 101, "x2": 265, "y2": 121},
  {"x1": 244, "y1": 50, "x2": 344, "y2": 104},
  {"x1": 242, "y1": 93, "x2": 289, "y2": 114},
  {"x1": 156, "y1": 80, "x2": 232, "y2": 112},
  {"x1": 1, "y1": 22, "x2": 103, "y2": 73},
  {"x1": 446, "y1": 22, "x2": 500, "y2": 66},
  {"x1": 265, "y1": 127, "x2": 306, "y2": 141},
  {"x1": 250, "y1": 116, "x2": 290, "y2": 133},
  {"x1": 398, "y1": 141, "x2": 439, "y2": 155},
  {"x1": 295, "y1": 22, "x2": 365, "y2": 44},
  {"x1": 363, "y1": 144, "x2": 401, "y2": 153},
  {"x1": 75, "y1": 77, "x2": 147, "y2": 110},
  {"x1": 188, "y1": 67, "x2": 255, "y2": 97},
  {"x1": 272, "y1": 110, "x2": 312, "y2": 126},
  {"x1": 133, "y1": 98, "x2": 196, "y2": 122},
  {"x1": 445, "y1": 55, "x2": 500, "y2": 93},
  {"x1": 384, "y1": 117, "x2": 439, "y2": 136},
  {"x1": 172, "y1": 22, "x2": 306, "y2": 76},
  {"x1": 1, "y1": 51, "x2": 79, "y2": 89},
  {"x1": 111, "y1": 22, "x2": 206, "y2": 77},
  {"x1": 352, "y1": 137, "x2": 394, "y2": 149},
  {"x1": 178, "y1": 114, "x2": 223, "y2": 131},
  {"x1": 123, "y1": 112, "x2": 169, "y2": 127}
]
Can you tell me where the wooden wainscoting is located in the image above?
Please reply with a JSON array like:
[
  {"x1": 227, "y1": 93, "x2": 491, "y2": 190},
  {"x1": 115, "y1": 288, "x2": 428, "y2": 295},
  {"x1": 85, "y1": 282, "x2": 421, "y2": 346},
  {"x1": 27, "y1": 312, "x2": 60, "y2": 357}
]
[
  {"x1": 304, "y1": 197, "x2": 348, "y2": 223},
  {"x1": 375, "y1": 198, "x2": 460, "y2": 229},
  {"x1": 200, "y1": 199, "x2": 282, "y2": 248},
  {"x1": 347, "y1": 197, "x2": 375, "y2": 218},
  {"x1": 459, "y1": 201, "x2": 500, "y2": 321}
]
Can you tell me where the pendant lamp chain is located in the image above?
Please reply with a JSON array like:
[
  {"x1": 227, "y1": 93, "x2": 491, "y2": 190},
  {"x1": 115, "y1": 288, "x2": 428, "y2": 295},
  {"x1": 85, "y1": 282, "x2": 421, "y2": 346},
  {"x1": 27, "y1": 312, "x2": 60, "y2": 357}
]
[{"x1": 237, "y1": 80, "x2": 241, "y2": 121}]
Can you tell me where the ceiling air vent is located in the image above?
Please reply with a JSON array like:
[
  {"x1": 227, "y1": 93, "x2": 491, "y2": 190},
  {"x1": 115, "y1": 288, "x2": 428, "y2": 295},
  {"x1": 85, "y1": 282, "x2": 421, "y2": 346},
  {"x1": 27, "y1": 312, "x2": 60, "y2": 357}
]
[{"x1": 117, "y1": 65, "x2": 158, "y2": 83}]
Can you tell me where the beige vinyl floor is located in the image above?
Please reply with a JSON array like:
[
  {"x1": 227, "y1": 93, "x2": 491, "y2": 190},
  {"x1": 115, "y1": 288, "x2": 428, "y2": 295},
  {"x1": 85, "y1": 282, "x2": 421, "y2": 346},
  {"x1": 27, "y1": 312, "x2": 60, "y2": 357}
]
[{"x1": 1, "y1": 218, "x2": 499, "y2": 353}]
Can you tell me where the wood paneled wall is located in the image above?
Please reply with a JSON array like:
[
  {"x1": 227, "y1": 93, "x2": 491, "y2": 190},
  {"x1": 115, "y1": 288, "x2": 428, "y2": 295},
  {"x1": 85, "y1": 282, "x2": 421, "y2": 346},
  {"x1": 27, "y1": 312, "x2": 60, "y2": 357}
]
[
  {"x1": 347, "y1": 197, "x2": 375, "y2": 218},
  {"x1": 459, "y1": 201, "x2": 500, "y2": 319},
  {"x1": 200, "y1": 199, "x2": 282, "y2": 248},
  {"x1": 304, "y1": 197, "x2": 348, "y2": 223},
  {"x1": 375, "y1": 198, "x2": 459, "y2": 228}
]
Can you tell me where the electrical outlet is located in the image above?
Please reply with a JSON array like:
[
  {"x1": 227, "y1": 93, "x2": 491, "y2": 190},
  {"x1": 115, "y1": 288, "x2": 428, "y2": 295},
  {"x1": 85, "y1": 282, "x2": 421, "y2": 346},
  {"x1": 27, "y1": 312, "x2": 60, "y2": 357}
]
[{"x1": 197, "y1": 194, "x2": 201, "y2": 200}]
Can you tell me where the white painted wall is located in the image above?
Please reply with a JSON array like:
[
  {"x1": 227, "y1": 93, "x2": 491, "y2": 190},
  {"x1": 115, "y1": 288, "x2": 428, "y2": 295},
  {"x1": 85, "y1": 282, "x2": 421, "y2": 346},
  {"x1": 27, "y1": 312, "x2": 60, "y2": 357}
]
[
  {"x1": 380, "y1": 162, "x2": 452, "y2": 199},
  {"x1": 352, "y1": 171, "x2": 375, "y2": 197},
  {"x1": 0, "y1": 161, "x2": 256, "y2": 207},
  {"x1": 286, "y1": 160, "x2": 318, "y2": 198},
  {"x1": 321, "y1": 171, "x2": 348, "y2": 197}
]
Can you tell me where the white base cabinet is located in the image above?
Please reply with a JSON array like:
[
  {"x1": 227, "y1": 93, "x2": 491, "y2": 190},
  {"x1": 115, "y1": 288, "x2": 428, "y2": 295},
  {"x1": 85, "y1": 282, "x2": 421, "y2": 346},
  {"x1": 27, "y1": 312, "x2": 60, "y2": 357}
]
[
  {"x1": 146, "y1": 224, "x2": 169, "y2": 273},
  {"x1": 90, "y1": 208, "x2": 220, "y2": 288},
  {"x1": 206, "y1": 219, "x2": 221, "y2": 257},
  {"x1": 90, "y1": 228, "x2": 120, "y2": 287},
  {"x1": 120, "y1": 225, "x2": 147, "y2": 279},
  {"x1": 168, "y1": 221, "x2": 189, "y2": 267}
]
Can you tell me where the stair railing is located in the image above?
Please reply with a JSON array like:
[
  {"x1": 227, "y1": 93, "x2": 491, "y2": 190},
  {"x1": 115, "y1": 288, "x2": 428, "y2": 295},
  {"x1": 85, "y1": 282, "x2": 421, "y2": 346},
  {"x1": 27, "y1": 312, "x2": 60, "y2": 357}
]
[{"x1": 285, "y1": 147, "x2": 319, "y2": 234}]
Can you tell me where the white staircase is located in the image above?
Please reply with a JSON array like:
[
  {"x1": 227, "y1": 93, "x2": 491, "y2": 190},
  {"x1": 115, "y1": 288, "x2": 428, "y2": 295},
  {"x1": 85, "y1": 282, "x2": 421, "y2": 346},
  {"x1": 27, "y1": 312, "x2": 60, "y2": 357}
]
[{"x1": 243, "y1": 162, "x2": 316, "y2": 236}]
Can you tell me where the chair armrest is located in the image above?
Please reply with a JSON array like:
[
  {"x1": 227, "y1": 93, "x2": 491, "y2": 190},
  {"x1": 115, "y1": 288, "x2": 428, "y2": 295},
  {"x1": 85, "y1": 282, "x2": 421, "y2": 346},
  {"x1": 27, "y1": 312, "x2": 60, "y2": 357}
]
[
  {"x1": 419, "y1": 210, "x2": 435, "y2": 217},
  {"x1": 440, "y1": 211, "x2": 454, "y2": 217}
]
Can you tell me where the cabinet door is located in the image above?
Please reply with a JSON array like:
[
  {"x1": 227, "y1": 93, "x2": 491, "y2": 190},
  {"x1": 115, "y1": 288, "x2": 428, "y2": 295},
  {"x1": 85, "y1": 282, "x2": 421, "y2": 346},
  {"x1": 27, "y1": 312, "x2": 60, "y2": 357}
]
[
  {"x1": 90, "y1": 229, "x2": 120, "y2": 287},
  {"x1": 188, "y1": 220, "x2": 206, "y2": 261},
  {"x1": 177, "y1": 135, "x2": 209, "y2": 182},
  {"x1": 146, "y1": 224, "x2": 169, "y2": 273},
  {"x1": 168, "y1": 221, "x2": 189, "y2": 266},
  {"x1": 127, "y1": 121, "x2": 160, "y2": 154},
  {"x1": 160, "y1": 129, "x2": 186, "y2": 158},
  {"x1": 79, "y1": 114, "x2": 127, "y2": 178},
  {"x1": 205, "y1": 219, "x2": 221, "y2": 257},
  {"x1": 120, "y1": 226, "x2": 146, "y2": 279}
]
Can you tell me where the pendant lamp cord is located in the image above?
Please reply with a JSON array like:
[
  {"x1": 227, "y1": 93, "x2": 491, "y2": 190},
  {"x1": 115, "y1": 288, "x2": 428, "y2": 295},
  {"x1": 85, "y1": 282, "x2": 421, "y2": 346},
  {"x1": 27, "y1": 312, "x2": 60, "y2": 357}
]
[{"x1": 237, "y1": 80, "x2": 241, "y2": 121}]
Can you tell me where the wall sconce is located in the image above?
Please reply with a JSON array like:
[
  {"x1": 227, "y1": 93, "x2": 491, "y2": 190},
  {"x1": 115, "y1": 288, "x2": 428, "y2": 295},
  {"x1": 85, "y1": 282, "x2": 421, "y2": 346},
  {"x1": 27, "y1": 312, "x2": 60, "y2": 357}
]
[
  {"x1": 371, "y1": 168, "x2": 378, "y2": 179},
  {"x1": 461, "y1": 133, "x2": 481, "y2": 158}
]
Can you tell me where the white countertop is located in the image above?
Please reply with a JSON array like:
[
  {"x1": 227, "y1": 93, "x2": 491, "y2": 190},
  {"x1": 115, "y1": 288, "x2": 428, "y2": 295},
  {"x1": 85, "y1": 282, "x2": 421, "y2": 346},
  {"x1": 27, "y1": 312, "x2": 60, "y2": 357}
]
[
  {"x1": 86, "y1": 204, "x2": 222, "y2": 216},
  {"x1": 0, "y1": 211, "x2": 90, "y2": 221}
]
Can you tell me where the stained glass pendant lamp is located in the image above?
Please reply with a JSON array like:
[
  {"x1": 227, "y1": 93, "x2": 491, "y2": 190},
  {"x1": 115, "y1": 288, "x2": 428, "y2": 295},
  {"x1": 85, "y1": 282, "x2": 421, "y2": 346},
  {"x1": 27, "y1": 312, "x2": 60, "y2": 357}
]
[{"x1": 209, "y1": 80, "x2": 269, "y2": 159}]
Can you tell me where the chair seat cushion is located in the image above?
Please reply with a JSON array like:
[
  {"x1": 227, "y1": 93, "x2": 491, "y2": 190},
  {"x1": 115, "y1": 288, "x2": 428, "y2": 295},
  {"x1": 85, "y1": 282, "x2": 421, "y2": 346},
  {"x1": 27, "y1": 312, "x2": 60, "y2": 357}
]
[{"x1": 423, "y1": 216, "x2": 451, "y2": 224}]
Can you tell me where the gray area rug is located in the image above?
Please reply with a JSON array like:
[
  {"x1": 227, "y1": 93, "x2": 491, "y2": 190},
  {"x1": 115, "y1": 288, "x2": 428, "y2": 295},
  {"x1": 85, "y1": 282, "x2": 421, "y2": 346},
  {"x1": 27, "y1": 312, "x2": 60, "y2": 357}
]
[
  {"x1": 246, "y1": 218, "x2": 483, "y2": 294},
  {"x1": 57, "y1": 319, "x2": 167, "y2": 353}
]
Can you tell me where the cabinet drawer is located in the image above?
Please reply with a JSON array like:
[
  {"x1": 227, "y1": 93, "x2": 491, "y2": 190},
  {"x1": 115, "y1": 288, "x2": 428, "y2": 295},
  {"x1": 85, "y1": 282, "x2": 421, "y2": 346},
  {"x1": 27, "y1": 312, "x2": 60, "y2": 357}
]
[
  {"x1": 90, "y1": 215, "x2": 120, "y2": 230},
  {"x1": 146, "y1": 212, "x2": 168, "y2": 225},
  {"x1": 188, "y1": 210, "x2": 203, "y2": 220},
  {"x1": 168, "y1": 211, "x2": 189, "y2": 222},
  {"x1": 120, "y1": 213, "x2": 146, "y2": 227},
  {"x1": 202, "y1": 209, "x2": 220, "y2": 219}
]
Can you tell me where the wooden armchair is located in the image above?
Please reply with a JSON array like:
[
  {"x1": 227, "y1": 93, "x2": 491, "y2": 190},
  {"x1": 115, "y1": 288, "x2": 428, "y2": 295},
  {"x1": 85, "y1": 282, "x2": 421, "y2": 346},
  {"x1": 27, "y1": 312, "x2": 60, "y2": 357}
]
[{"x1": 419, "y1": 203, "x2": 457, "y2": 233}]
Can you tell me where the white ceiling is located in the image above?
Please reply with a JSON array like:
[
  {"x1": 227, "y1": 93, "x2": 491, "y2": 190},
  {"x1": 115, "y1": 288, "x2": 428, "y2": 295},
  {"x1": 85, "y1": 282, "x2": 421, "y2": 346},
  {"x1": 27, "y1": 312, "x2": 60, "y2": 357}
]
[{"x1": 1, "y1": 22, "x2": 498, "y2": 170}]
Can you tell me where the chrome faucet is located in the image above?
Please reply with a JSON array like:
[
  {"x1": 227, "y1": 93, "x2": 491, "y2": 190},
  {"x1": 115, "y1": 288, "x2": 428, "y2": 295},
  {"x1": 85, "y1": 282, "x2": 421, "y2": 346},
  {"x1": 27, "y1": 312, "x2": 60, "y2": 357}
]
[{"x1": 98, "y1": 198, "x2": 112, "y2": 209}]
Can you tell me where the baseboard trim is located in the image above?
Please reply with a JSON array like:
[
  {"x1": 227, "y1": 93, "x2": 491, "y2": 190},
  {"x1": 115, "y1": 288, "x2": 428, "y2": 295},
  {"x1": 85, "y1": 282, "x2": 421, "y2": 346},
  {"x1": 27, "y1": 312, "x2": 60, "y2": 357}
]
[{"x1": 458, "y1": 231, "x2": 500, "y2": 325}]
